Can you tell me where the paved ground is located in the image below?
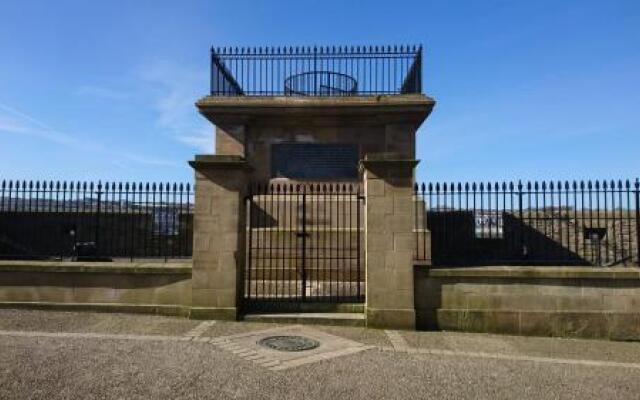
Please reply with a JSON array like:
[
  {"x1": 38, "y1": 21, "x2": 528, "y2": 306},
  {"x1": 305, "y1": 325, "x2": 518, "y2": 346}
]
[{"x1": 1, "y1": 309, "x2": 640, "y2": 399}]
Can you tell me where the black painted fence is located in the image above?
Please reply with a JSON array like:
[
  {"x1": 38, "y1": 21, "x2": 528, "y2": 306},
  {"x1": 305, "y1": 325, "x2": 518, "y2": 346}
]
[
  {"x1": 415, "y1": 179, "x2": 640, "y2": 267},
  {"x1": 0, "y1": 180, "x2": 193, "y2": 261}
]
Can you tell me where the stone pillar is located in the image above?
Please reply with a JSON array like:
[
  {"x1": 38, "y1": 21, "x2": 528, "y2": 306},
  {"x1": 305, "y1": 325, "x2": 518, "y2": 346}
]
[
  {"x1": 361, "y1": 153, "x2": 419, "y2": 329},
  {"x1": 188, "y1": 155, "x2": 250, "y2": 320}
]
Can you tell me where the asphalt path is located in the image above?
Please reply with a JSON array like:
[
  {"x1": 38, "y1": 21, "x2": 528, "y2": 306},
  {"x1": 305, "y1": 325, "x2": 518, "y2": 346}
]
[{"x1": 1, "y1": 309, "x2": 639, "y2": 400}]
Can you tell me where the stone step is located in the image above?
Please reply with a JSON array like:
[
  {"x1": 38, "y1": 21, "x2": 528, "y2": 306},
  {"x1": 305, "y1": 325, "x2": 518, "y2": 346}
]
[{"x1": 243, "y1": 312, "x2": 365, "y2": 327}]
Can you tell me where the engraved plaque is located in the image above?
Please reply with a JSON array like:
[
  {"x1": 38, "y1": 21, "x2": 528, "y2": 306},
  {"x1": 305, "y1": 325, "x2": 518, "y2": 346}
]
[{"x1": 271, "y1": 143, "x2": 358, "y2": 179}]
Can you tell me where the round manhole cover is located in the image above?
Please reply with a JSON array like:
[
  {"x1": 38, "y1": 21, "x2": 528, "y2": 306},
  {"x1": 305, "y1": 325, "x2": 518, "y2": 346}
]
[{"x1": 258, "y1": 335, "x2": 320, "y2": 352}]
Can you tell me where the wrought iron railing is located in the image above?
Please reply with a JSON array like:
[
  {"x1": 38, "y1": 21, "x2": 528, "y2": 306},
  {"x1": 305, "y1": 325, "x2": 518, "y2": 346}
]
[
  {"x1": 210, "y1": 45, "x2": 422, "y2": 96},
  {"x1": 0, "y1": 180, "x2": 194, "y2": 261},
  {"x1": 415, "y1": 179, "x2": 640, "y2": 267}
]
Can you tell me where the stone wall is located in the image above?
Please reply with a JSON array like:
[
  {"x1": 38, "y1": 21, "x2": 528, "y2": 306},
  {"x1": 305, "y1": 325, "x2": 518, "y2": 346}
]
[
  {"x1": 0, "y1": 260, "x2": 192, "y2": 316},
  {"x1": 415, "y1": 266, "x2": 640, "y2": 340}
]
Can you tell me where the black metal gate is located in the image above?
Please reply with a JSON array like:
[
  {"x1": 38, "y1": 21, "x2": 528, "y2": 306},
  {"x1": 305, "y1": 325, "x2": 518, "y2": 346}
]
[{"x1": 244, "y1": 183, "x2": 364, "y2": 310}]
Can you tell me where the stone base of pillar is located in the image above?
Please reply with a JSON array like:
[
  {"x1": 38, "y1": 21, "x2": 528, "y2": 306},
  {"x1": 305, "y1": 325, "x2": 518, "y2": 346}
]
[
  {"x1": 190, "y1": 307, "x2": 238, "y2": 321},
  {"x1": 366, "y1": 308, "x2": 416, "y2": 330}
]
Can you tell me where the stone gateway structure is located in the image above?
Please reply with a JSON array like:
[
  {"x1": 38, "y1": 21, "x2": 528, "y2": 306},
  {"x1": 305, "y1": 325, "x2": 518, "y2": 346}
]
[
  {"x1": 2, "y1": 44, "x2": 639, "y2": 340},
  {"x1": 188, "y1": 45, "x2": 435, "y2": 328}
]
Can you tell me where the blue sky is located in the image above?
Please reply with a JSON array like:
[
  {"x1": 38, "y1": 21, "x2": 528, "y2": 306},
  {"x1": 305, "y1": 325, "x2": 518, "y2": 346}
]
[{"x1": 0, "y1": 0, "x2": 639, "y2": 184}]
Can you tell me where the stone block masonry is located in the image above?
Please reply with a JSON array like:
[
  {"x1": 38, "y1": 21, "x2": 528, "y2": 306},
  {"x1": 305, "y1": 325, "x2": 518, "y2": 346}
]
[
  {"x1": 189, "y1": 155, "x2": 251, "y2": 320},
  {"x1": 415, "y1": 266, "x2": 640, "y2": 340},
  {"x1": 361, "y1": 154, "x2": 420, "y2": 329}
]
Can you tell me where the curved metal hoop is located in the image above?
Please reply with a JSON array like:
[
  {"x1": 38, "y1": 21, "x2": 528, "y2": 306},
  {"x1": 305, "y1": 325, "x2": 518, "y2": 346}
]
[{"x1": 284, "y1": 71, "x2": 357, "y2": 96}]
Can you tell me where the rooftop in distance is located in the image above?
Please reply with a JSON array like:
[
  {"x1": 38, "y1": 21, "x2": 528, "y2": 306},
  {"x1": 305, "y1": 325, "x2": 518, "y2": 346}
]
[{"x1": 210, "y1": 45, "x2": 423, "y2": 97}]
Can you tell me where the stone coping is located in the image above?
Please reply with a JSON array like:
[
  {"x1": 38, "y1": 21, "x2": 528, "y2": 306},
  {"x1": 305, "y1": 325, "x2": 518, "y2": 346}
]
[
  {"x1": 196, "y1": 94, "x2": 435, "y2": 125},
  {"x1": 421, "y1": 266, "x2": 640, "y2": 280},
  {"x1": 0, "y1": 260, "x2": 192, "y2": 275},
  {"x1": 196, "y1": 94, "x2": 435, "y2": 109},
  {"x1": 188, "y1": 155, "x2": 252, "y2": 170}
]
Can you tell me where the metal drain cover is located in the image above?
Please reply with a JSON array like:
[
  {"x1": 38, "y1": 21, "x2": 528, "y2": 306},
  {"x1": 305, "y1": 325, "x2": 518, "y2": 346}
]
[{"x1": 258, "y1": 335, "x2": 320, "y2": 352}]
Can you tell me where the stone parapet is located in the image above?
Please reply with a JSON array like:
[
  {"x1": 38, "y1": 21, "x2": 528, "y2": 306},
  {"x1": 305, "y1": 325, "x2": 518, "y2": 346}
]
[
  {"x1": 415, "y1": 265, "x2": 640, "y2": 340},
  {"x1": 0, "y1": 261, "x2": 192, "y2": 316}
]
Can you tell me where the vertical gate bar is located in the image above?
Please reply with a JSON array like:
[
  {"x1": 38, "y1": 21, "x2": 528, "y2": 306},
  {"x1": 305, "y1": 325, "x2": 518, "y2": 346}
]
[
  {"x1": 271, "y1": 183, "x2": 277, "y2": 300},
  {"x1": 258, "y1": 183, "x2": 265, "y2": 300},
  {"x1": 246, "y1": 185, "x2": 253, "y2": 302},
  {"x1": 314, "y1": 184, "x2": 319, "y2": 300},
  {"x1": 342, "y1": 184, "x2": 347, "y2": 300},
  {"x1": 323, "y1": 184, "x2": 328, "y2": 300},
  {"x1": 263, "y1": 183, "x2": 269, "y2": 300},
  {"x1": 294, "y1": 184, "x2": 300, "y2": 301},
  {"x1": 354, "y1": 185, "x2": 359, "y2": 300},
  {"x1": 266, "y1": 183, "x2": 273, "y2": 300},
  {"x1": 278, "y1": 184, "x2": 284, "y2": 301},
  {"x1": 281, "y1": 184, "x2": 288, "y2": 301},
  {"x1": 317, "y1": 184, "x2": 322, "y2": 299},
  {"x1": 287, "y1": 185, "x2": 298, "y2": 298},
  {"x1": 348, "y1": 184, "x2": 353, "y2": 299},
  {"x1": 329, "y1": 184, "x2": 335, "y2": 302},
  {"x1": 301, "y1": 184, "x2": 307, "y2": 301}
]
